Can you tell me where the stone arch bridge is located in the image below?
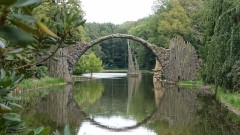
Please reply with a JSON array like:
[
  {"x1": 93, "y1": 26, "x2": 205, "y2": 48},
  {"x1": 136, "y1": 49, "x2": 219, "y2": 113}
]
[
  {"x1": 54, "y1": 33, "x2": 199, "y2": 82},
  {"x1": 68, "y1": 34, "x2": 170, "y2": 77}
]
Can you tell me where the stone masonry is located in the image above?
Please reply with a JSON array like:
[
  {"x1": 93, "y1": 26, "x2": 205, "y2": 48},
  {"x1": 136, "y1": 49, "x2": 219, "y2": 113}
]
[{"x1": 67, "y1": 34, "x2": 199, "y2": 82}]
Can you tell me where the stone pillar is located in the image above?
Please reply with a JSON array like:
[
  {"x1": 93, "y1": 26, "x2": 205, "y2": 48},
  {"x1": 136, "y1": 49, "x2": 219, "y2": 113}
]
[{"x1": 153, "y1": 59, "x2": 163, "y2": 83}]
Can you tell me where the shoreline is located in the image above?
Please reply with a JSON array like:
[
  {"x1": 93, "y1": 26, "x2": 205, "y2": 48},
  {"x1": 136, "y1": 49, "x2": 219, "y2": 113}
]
[
  {"x1": 219, "y1": 98, "x2": 240, "y2": 116},
  {"x1": 176, "y1": 80, "x2": 240, "y2": 117}
]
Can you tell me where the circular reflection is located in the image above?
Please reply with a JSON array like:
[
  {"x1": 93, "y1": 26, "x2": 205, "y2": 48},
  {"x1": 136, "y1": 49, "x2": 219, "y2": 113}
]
[{"x1": 77, "y1": 110, "x2": 157, "y2": 135}]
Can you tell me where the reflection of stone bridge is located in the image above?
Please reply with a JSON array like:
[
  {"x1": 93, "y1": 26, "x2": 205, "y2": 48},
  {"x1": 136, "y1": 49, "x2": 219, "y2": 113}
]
[
  {"x1": 65, "y1": 34, "x2": 199, "y2": 81},
  {"x1": 19, "y1": 82, "x2": 200, "y2": 133}
]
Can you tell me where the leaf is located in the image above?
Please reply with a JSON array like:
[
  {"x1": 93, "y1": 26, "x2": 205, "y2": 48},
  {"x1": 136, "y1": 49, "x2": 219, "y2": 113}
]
[
  {"x1": 74, "y1": 19, "x2": 86, "y2": 28},
  {"x1": 1, "y1": 69, "x2": 6, "y2": 80},
  {"x1": 9, "y1": 48, "x2": 24, "y2": 54},
  {"x1": 1, "y1": 79, "x2": 12, "y2": 87},
  {"x1": 55, "y1": 23, "x2": 63, "y2": 32},
  {"x1": 12, "y1": 0, "x2": 42, "y2": 7},
  {"x1": 13, "y1": 74, "x2": 24, "y2": 85},
  {"x1": 38, "y1": 127, "x2": 51, "y2": 135},
  {"x1": 35, "y1": 21, "x2": 58, "y2": 38},
  {"x1": 35, "y1": 126, "x2": 44, "y2": 134},
  {"x1": 4, "y1": 96, "x2": 20, "y2": 101},
  {"x1": 16, "y1": 54, "x2": 24, "y2": 60},
  {"x1": 21, "y1": 7, "x2": 32, "y2": 15},
  {"x1": 64, "y1": 125, "x2": 71, "y2": 135},
  {"x1": 2, "y1": 114, "x2": 21, "y2": 122},
  {"x1": 52, "y1": 57, "x2": 59, "y2": 61},
  {"x1": 0, "y1": 39, "x2": 6, "y2": 48},
  {"x1": 0, "y1": 103, "x2": 12, "y2": 112},
  {"x1": 0, "y1": 0, "x2": 17, "y2": 6},
  {"x1": 5, "y1": 55, "x2": 15, "y2": 61},
  {"x1": 10, "y1": 19, "x2": 41, "y2": 37},
  {"x1": 64, "y1": 39, "x2": 76, "y2": 45},
  {"x1": 42, "y1": 37, "x2": 57, "y2": 45},
  {"x1": 16, "y1": 54, "x2": 31, "y2": 62},
  {"x1": 9, "y1": 14, "x2": 37, "y2": 23},
  {"x1": 9, "y1": 102, "x2": 22, "y2": 108},
  {"x1": 7, "y1": 122, "x2": 25, "y2": 132},
  {"x1": 10, "y1": 71, "x2": 16, "y2": 80},
  {"x1": 0, "y1": 25, "x2": 36, "y2": 45},
  {"x1": 53, "y1": 130, "x2": 61, "y2": 135},
  {"x1": 27, "y1": 130, "x2": 34, "y2": 135}
]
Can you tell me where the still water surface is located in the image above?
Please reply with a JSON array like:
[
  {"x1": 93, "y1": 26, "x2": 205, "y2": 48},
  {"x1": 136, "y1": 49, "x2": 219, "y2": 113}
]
[{"x1": 19, "y1": 73, "x2": 240, "y2": 135}]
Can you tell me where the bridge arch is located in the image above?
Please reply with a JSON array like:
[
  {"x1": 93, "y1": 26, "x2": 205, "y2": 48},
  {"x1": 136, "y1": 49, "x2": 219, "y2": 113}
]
[{"x1": 68, "y1": 33, "x2": 170, "y2": 77}]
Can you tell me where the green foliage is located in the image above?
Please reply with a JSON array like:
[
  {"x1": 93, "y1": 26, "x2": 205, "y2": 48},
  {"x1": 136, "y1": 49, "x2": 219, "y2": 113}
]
[
  {"x1": 0, "y1": 0, "x2": 85, "y2": 134},
  {"x1": 227, "y1": 61, "x2": 240, "y2": 92},
  {"x1": 217, "y1": 87, "x2": 240, "y2": 111},
  {"x1": 199, "y1": 0, "x2": 240, "y2": 92},
  {"x1": 35, "y1": 66, "x2": 48, "y2": 79},
  {"x1": 86, "y1": 23, "x2": 128, "y2": 69},
  {"x1": 0, "y1": 69, "x2": 24, "y2": 134},
  {"x1": 53, "y1": 125, "x2": 72, "y2": 135},
  {"x1": 73, "y1": 52, "x2": 103, "y2": 75},
  {"x1": 32, "y1": 0, "x2": 86, "y2": 43},
  {"x1": 157, "y1": 0, "x2": 191, "y2": 46},
  {"x1": 177, "y1": 80, "x2": 204, "y2": 88},
  {"x1": 73, "y1": 81, "x2": 104, "y2": 109},
  {"x1": 18, "y1": 76, "x2": 65, "y2": 90}
]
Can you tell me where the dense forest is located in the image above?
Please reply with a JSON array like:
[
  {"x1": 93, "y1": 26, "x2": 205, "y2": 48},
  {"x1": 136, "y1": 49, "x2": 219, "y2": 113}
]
[
  {"x1": 0, "y1": 0, "x2": 240, "y2": 134},
  {"x1": 83, "y1": 0, "x2": 240, "y2": 92}
]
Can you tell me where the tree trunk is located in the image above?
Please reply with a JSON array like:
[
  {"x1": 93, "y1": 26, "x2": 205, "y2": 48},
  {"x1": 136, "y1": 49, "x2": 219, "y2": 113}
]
[{"x1": 48, "y1": 47, "x2": 72, "y2": 83}]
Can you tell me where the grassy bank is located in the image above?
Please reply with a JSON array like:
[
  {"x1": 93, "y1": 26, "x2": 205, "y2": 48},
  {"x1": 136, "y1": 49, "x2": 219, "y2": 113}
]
[
  {"x1": 18, "y1": 77, "x2": 65, "y2": 90},
  {"x1": 177, "y1": 80, "x2": 204, "y2": 88},
  {"x1": 217, "y1": 87, "x2": 240, "y2": 111},
  {"x1": 178, "y1": 80, "x2": 240, "y2": 117}
]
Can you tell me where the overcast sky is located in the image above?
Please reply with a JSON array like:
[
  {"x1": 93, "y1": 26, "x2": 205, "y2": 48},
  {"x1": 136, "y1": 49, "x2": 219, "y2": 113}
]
[{"x1": 81, "y1": 0, "x2": 155, "y2": 24}]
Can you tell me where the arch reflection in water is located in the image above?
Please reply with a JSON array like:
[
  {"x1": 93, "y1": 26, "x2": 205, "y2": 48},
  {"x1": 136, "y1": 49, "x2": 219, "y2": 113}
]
[
  {"x1": 78, "y1": 112, "x2": 157, "y2": 135},
  {"x1": 76, "y1": 74, "x2": 157, "y2": 134},
  {"x1": 18, "y1": 73, "x2": 240, "y2": 135}
]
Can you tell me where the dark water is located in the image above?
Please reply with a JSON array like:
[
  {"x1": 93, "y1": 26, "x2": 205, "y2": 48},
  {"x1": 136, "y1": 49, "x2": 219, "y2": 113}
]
[{"x1": 19, "y1": 73, "x2": 240, "y2": 135}]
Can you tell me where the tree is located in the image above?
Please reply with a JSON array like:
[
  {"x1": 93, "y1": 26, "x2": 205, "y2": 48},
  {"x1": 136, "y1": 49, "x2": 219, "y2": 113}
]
[
  {"x1": 157, "y1": 0, "x2": 191, "y2": 47},
  {"x1": 32, "y1": 0, "x2": 86, "y2": 82},
  {"x1": 86, "y1": 23, "x2": 128, "y2": 69},
  {"x1": 0, "y1": 0, "x2": 84, "y2": 134},
  {"x1": 74, "y1": 53, "x2": 103, "y2": 77},
  {"x1": 199, "y1": 0, "x2": 240, "y2": 92},
  {"x1": 0, "y1": 0, "x2": 56, "y2": 134}
]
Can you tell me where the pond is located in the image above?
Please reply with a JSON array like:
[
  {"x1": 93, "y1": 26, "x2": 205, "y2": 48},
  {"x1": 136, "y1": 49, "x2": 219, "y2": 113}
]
[{"x1": 19, "y1": 73, "x2": 240, "y2": 135}]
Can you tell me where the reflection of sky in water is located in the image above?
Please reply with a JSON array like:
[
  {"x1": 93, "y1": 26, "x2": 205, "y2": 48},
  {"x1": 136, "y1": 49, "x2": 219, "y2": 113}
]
[
  {"x1": 77, "y1": 73, "x2": 156, "y2": 135},
  {"x1": 77, "y1": 116, "x2": 157, "y2": 135},
  {"x1": 82, "y1": 73, "x2": 127, "y2": 78}
]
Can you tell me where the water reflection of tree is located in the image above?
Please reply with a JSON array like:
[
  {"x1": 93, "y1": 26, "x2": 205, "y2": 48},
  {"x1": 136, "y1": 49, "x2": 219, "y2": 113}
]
[
  {"x1": 73, "y1": 80, "x2": 105, "y2": 109},
  {"x1": 149, "y1": 83, "x2": 240, "y2": 135},
  {"x1": 149, "y1": 83, "x2": 198, "y2": 134},
  {"x1": 127, "y1": 75, "x2": 156, "y2": 121},
  {"x1": 127, "y1": 77, "x2": 141, "y2": 113},
  {"x1": 19, "y1": 85, "x2": 86, "y2": 134},
  {"x1": 194, "y1": 93, "x2": 240, "y2": 135}
]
